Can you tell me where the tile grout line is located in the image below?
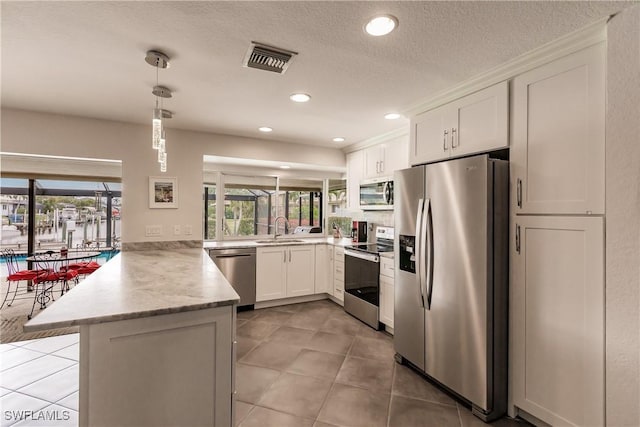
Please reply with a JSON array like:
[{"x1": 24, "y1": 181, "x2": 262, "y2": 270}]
[
  {"x1": 313, "y1": 339, "x2": 353, "y2": 426},
  {"x1": 457, "y1": 402, "x2": 465, "y2": 427},
  {"x1": 0, "y1": 352, "x2": 48, "y2": 376},
  {"x1": 387, "y1": 362, "x2": 398, "y2": 427},
  {"x1": 53, "y1": 388, "x2": 79, "y2": 411},
  {"x1": 1, "y1": 359, "x2": 77, "y2": 393},
  {"x1": 13, "y1": 364, "x2": 79, "y2": 404}
]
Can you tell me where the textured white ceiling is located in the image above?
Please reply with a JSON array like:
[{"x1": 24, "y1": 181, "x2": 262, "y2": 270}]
[{"x1": 1, "y1": 1, "x2": 630, "y2": 148}]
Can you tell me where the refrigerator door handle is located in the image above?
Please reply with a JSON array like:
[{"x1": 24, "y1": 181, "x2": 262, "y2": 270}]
[
  {"x1": 415, "y1": 198, "x2": 426, "y2": 308},
  {"x1": 425, "y1": 199, "x2": 434, "y2": 310},
  {"x1": 419, "y1": 199, "x2": 430, "y2": 309}
]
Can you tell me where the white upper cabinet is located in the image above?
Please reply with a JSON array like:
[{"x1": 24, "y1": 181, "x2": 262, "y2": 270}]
[
  {"x1": 410, "y1": 81, "x2": 509, "y2": 165},
  {"x1": 347, "y1": 150, "x2": 364, "y2": 210},
  {"x1": 364, "y1": 144, "x2": 385, "y2": 177},
  {"x1": 384, "y1": 137, "x2": 409, "y2": 175},
  {"x1": 512, "y1": 42, "x2": 605, "y2": 215},
  {"x1": 363, "y1": 136, "x2": 409, "y2": 179},
  {"x1": 451, "y1": 81, "x2": 509, "y2": 157},
  {"x1": 411, "y1": 104, "x2": 449, "y2": 164}
]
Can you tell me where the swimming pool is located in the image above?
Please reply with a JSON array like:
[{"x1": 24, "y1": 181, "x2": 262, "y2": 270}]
[{"x1": 0, "y1": 250, "x2": 119, "y2": 276}]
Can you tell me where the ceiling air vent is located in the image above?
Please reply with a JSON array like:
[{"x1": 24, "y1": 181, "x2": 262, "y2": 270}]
[{"x1": 243, "y1": 42, "x2": 298, "y2": 74}]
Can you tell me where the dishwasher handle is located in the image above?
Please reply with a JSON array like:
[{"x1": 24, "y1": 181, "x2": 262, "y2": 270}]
[{"x1": 214, "y1": 254, "x2": 253, "y2": 259}]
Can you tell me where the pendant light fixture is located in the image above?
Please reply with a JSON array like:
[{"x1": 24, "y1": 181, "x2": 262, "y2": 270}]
[
  {"x1": 152, "y1": 106, "x2": 162, "y2": 149},
  {"x1": 145, "y1": 50, "x2": 173, "y2": 172}
]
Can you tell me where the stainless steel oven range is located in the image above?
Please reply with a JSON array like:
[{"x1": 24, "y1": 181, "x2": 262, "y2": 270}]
[{"x1": 343, "y1": 226, "x2": 394, "y2": 330}]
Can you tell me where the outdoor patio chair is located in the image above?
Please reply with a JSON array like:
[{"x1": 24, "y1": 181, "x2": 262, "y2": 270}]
[
  {"x1": 63, "y1": 253, "x2": 101, "y2": 277},
  {"x1": 1, "y1": 248, "x2": 41, "y2": 309},
  {"x1": 29, "y1": 252, "x2": 78, "y2": 319}
]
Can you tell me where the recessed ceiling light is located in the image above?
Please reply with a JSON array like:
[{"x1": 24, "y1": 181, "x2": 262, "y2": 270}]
[
  {"x1": 290, "y1": 93, "x2": 311, "y2": 103},
  {"x1": 384, "y1": 113, "x2": 401, "y2": 120},
  {"x1": 333, "y1": 137, "x2": 345, "y2": 143},
  {"x1": 280, "y1": 165, "x2": 291, "y2": 169},
  {"x1": 365, "y1": 15, "x2": 398, "y2": 36},
  {"x1": 258, "y1": 127, "x2": 273, "y2": 133}
]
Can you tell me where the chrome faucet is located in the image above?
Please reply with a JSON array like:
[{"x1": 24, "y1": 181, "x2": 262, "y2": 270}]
[{"x1": 274, "y1": 216, "x2": 290, "y2": 238}]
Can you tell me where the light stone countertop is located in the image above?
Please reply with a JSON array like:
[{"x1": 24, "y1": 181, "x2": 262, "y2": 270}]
[
  {"x1": 24, "y1": 249, "x2": 240, "y2": 332},
  {"x1": 203, "y1": 236, "x2": 354, "y2": 250}
]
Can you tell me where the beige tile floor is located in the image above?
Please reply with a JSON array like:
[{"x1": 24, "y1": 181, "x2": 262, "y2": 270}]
[
  {"x1": 0, "y1": 300, "x2": 531, "y2": 427},
  {"x1": 235, "y1": 299, "x2": 531, "y2": 427}
]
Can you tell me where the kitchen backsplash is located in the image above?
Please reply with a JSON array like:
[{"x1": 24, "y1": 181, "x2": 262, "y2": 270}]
[
  {"x1": 329, "y1": 210, "x2": 394, "y2": 229},
  {"x1": 355, "y1": 210, "x2": 394, "y2": 227}
]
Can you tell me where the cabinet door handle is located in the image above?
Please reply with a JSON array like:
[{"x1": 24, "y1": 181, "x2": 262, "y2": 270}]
[
  {"x1": 517, "y1": 179, "x2": 522, "y2": 208},
  {"x1": 451, "y1": 128, "x2": 457, "y2": 148},
  {"x1": 379, "y1": 160, "x2": 384, "y2": 173},
  {"x1": 515, "y1": 224, "x2": 521, "y2": 254},
  {"x1": 443, "y1": 129, "x2": 449, "y2": 151},
  {"x1": 283, "y1": 251, "x2": 286, "y2": 263}
]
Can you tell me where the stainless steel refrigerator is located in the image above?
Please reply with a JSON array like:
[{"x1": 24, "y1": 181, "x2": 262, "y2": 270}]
[{"x1": 394, "y1": 154, "x2": 509, "y2": 422}]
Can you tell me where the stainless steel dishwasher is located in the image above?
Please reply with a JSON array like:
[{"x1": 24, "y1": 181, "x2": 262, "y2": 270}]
[{"x1": 209, "y1": 247, "x2": 256, "y2": 308}]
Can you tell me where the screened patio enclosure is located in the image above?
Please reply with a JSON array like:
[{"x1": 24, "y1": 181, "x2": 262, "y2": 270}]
[
  {"x1": 204, "y1": 176, "x2": 323, "y2": 240},
  {"x1": 1, "y1": 177, "x2": 122, "y2": 253}
]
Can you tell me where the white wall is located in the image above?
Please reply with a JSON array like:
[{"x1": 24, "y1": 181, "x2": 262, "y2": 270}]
[
  {"x1": 0, "y1": 108, "x2": 345, "y2": 243},
  {"x1": 606, "y1": 5, "x2": 640, "y2": 426}
]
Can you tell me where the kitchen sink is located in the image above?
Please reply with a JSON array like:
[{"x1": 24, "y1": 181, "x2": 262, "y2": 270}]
[{"x1": 255, "y1": 239, "x2": 306, "y2": 244}]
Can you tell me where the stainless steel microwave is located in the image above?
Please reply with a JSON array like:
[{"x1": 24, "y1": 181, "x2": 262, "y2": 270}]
[{"x1": 359, "y1": 177, "x2": 393, "y2": 210}]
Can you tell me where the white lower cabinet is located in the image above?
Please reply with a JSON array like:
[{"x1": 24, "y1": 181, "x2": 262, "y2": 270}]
[
  {"x1": 379, "y1": 256, "x2": 394, "y2": 330},
  {"x1": 256, "y1": 245, "x2": 315, "y2": 301},
  {"x1": 80, "y1": 306, "x2": 234, "y2": 427},
  {"x1": 255, "y1": 247, "x2": 287, "y2": 301},
  {"x1": 333, "y1": 247, "x2": 345, "y2": 303},
  {"x1": 314, "y1": 244, "x2": 331, "y2": 294},
  {"x1": 511, "y1": 215, "x2": 604, "y2": 426}
]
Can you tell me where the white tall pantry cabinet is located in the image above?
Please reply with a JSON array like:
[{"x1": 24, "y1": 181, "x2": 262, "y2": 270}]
[
  {"x1": 511, "y1": 45, "x2": 605, "y2": 215},
  {"x1": 510, "y1": 42, "x2": 606, "y2": 427}
]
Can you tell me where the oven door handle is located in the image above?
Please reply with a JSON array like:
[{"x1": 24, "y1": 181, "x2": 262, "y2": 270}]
[{"x1": 344, "y1": 249, "x2": 379, "y2": 263}]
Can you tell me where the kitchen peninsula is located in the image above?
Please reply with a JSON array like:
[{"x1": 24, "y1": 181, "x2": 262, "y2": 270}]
[{"x1": 24, "y1": 248, "x2": 240, "y2": 427}]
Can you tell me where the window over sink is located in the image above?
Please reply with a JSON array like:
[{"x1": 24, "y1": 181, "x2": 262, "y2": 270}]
[{"x1": 203, "y1": 174, "x2": 323, "y2": 241}]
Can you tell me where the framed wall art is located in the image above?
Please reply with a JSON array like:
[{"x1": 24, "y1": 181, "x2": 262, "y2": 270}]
[{"x1": 149, "y1": 176, "x2": 178, "y2": 209}]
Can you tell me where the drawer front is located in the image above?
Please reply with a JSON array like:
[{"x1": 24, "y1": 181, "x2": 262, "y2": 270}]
[
  {"x1": 380, "y1": 256, "x2": 394, "y2": 279},
  {"x1": 334, "y1": 260, "x2": 344, "y2": 281},
  {"x1": 334, "y1": 247, "x2": 345, "y2": 263}
]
